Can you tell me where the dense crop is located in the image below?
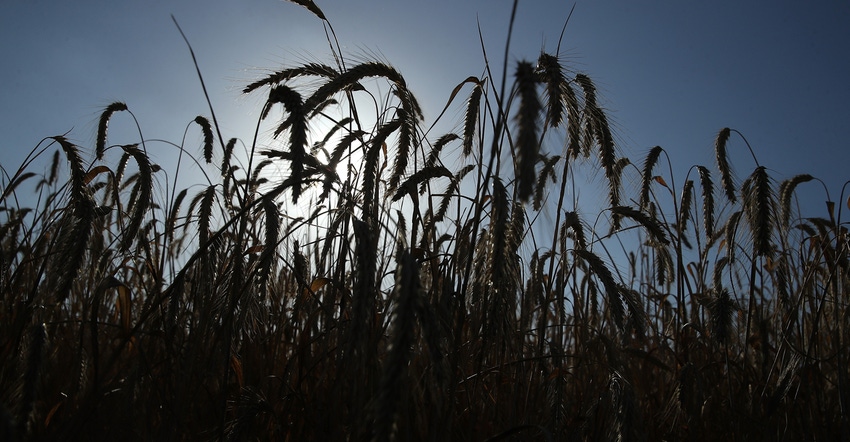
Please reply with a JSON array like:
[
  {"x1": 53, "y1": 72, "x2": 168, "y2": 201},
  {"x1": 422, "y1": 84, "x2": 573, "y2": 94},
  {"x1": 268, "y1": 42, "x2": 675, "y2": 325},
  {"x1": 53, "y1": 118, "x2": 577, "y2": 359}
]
[{"x1": 2, "y1": 1, "x2": 847, "y2": 440}]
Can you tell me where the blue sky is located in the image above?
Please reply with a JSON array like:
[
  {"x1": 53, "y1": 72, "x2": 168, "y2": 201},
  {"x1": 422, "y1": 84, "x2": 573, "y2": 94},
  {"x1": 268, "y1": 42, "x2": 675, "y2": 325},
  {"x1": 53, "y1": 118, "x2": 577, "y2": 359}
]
[{"x1": 2, "y1": 1, "x2": 849, "y2": 219}]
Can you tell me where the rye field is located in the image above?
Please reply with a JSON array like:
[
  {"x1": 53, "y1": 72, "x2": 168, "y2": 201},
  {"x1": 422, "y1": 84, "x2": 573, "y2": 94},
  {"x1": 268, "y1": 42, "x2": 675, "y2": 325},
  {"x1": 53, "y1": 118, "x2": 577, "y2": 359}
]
[{"x1": 1, "y1": 1, "x2": 847, "y2": 440}]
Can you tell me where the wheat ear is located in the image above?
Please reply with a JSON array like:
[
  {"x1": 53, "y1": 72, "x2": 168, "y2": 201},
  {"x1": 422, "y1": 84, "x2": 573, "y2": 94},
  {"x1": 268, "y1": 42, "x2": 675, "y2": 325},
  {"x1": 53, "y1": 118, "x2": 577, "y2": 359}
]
[
  {"x1": 285, "y1": 0, "x2": 327, "y2": 20},
  {"x1": 742, "y1": 166, "x2": 775, "y2": 257},
  {"x1": 640, "y1": 146, "x2": 663, "y2": 209},
  {"x1": 264, "y1": 85, "x2": 308, "y2": 202},
  {"x1": 193, "y1": 116, "x2": 214, "y2": 164},
  {"x1": 778, "y1": 174, "x2": 814, "y2": 227},
  {"x1": 119, "y1": 144, "x2": 153, "y2": 252},
  {"x1": 697, "y1": 166, "x2": 715, "y2": 238},
  {"x1": 709, "y1": 287, "x2": 736, "y2": 343},
  {"x1": 536, "y1": 52, "x2": 568, "y2": 128},
  {"x1": 576, "y1": 74, "x2": 621, "y2": 221},
  {"x1": 95, "y1": 102, "x2": 128, "y2": 160},
  {"x1": 610, "y1": 206, "x2": 669, "y2": 245},
  {"x1": 244, "y1": 62, "x2": 338, "y2": 93},
  {"x1": 51, "y1": 137, "x2": 95, "y2": 303},
  {"x1": 679, "y1": 179, "x2": 694, "y2": 233},
  {"x1": 714, "y1": 127, "x2": 737, "y2": 203},
  {"x1": 576, "y1": 249, "x2": 624, "y2": 330}
]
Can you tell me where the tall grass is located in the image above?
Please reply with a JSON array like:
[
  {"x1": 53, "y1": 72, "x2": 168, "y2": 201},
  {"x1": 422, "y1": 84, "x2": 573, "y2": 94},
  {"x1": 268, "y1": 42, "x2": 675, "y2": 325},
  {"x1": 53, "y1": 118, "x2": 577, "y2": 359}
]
[{"x1": 1, "y1": 1, "x2": 847, "y2": 440}]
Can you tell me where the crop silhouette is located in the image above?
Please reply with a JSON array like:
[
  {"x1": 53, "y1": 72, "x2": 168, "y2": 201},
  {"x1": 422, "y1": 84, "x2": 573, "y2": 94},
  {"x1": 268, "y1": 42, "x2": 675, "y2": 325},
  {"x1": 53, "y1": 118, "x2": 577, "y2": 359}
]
[{"x1": 1, "y1": 1, "x2": 847, "y2": 440}]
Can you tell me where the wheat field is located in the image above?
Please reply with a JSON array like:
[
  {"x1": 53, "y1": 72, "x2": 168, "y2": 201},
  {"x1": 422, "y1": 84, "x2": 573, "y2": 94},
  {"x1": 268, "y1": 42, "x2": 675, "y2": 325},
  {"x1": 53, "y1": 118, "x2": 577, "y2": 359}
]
[{"x1": 1, "y1": 1, "x2": 847, "y2": 440}]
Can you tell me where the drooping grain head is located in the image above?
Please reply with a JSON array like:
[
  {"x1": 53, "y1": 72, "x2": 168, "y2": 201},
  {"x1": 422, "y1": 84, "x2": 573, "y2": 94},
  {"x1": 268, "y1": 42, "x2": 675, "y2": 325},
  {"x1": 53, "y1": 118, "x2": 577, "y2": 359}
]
[
  {"x1": 714, "y1": 127, "x2": 737, "y2": 203},
  {"x1": 119, "y1": 144, "x2": 153, "y2": 252},
  {"x1": 535, "y1": 52, "x2": 568, "y2": 128},
  {"x1": 640, "y1": 146, "x2": 663, "y2": 209},
  {"x1": 285, "y1": 0, "x2": 327, "y2": 20},
  {"x1": 194, "y1": 116, "x2": 215, "y2": 164},
  {"x1": 96, "y1": 102, "x2": 128, "y2": 160},
  {"x1": 778, "y1": 174, "x2": 813, "y2": 227}
]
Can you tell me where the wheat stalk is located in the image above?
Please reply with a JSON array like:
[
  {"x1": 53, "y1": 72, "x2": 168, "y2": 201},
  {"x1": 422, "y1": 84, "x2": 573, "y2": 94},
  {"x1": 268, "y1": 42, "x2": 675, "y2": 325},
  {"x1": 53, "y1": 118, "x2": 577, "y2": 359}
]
[
  {"x1": 53, "y1": 136, "x2": 87, "y2": 204},
  {"x1": 196, "y1": 185, "x2": 217, "y2": 247},
  {"x1": 575, "y1": 74, "x2": 621, "y2": 222},
  {"x1": 560, "y1": 210, "x2": 587, "y2": 251},
  {"x1": 697, "y1": 165, "x2": 715, "y2": 238},
  {"x1": 678, "y1": 179, "x2": 694, "y2": 233},
  {"x1": 50, "y1": 137, "x2": 96, "y2": 304},
  {"x1": 256, "y1": 198, "x2": 280, "y2": 290},
  {"x1": 576, "y1": 249, "x2": 624, "y2": 330},
  {"x1": 263, "y1": 85, "x2": 308, "y2": 202},
  {"x1": 652, "y1": 241, "x2": 675, "y2": 286},
  {"x1": 533, "y1": 154, "x2": 560, "y2": 211},
  {"x1": 119, "y1": 144, "x2": 153, "y2": 252},
  {"x1": 244, "y1": 62, "x2": 338, "y2": 93},
  {"x1": 483, "y1": 180, "x2": 512, "y2": 339},
  {"x1": 778, "y1": 174, "x2": 814, "y2": 227},
  {"x1": 714, "y1": 127, "x2": 737, "y2": 203},
  {"x1": 536, "y1": 52, "x2": 568, "y2": 128},
  {"x1": 193, "y1": 116, "x2": 215, "y2": 164},
  {"x1": 304, "y1": 62, "x2": 411, "y2": 113},
  {"x1": 391, "y1": 165, "x2": 452, "y2": 202},
  {"x1": 1, "y1": 172, "x2": 37, "y2": 202},
  {"x1": 742, "y1": 166, "x2": 775, "y2": 257},
  {"x1": 433, "y1": 164, "x2": 475, "y2": 227},
  {"x1": 611, "y1": 205, "x2": 669, "y2": 245},
  {"x1": 285, "y1": 0, "x2": 327, "y2": 20},
  {"x1": 46, "y1": 149, "x2": 61, "y2": 186},
  {"x1": 709, "y1": 287, "x2": 736, "y2": 343},
  {"x1": 425, "y1": 133, "x2": 459, "y2": 168},
  {"x1": 640, "y1": 146, "x2": 664, "y2": 209},
  {"x1": 461, "y1": 82, "x2": 484, "y2": 158},
  {"x1": 362, "y1": 118, "x2": 401, "y2": 222},
  {"x1": 328, "y1": 129, "x2": 367, "y2": 170},
  {"x1": 723, "y1": 210, "x2": 743, "y2": 264},
  {"x1": 389, "y1": 106, "x2": 416, "y2": 192},
  {"x1": 95, "y1": 102, "x2": 128, "y2": 160}
]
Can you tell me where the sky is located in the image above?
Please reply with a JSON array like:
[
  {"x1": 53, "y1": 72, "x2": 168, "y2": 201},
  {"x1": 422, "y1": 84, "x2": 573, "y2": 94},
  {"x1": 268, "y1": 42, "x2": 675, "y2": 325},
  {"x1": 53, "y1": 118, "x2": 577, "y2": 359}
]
[{"x1": 2, "y1": 0, "x2": 849, "y2": 221}]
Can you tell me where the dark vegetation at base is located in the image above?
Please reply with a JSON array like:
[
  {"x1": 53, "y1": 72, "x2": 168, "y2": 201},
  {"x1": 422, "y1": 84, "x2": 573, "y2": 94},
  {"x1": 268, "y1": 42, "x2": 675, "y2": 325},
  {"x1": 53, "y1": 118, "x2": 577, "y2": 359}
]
[{"x1": 1, "y1": 1, "x2": 848, "y2": 440}]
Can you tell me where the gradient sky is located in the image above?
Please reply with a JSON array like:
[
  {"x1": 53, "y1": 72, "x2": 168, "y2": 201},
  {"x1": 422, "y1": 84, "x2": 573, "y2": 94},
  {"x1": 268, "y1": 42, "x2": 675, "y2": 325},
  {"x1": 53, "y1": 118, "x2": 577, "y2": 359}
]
[{"x1": 2, "y1": 1, "x2": 849, "y2": 219}]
